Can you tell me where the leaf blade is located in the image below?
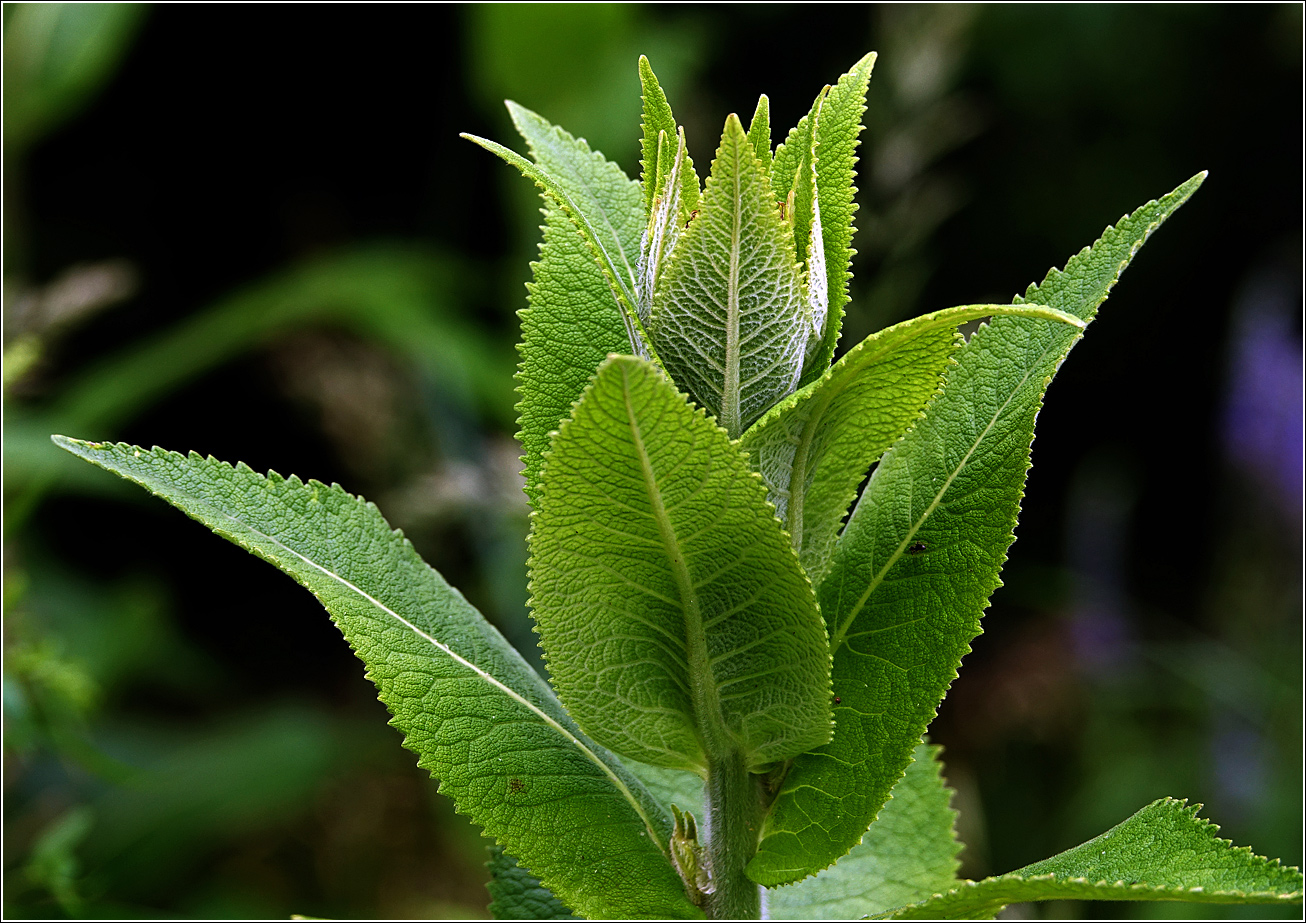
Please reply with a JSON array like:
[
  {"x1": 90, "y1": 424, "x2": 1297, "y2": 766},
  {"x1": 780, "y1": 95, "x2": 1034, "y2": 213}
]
[
  {"x1": 796, "y1": 51, "x2": 877, "y2": 384},
  {"x1": 52, "y1": 437, "x2": 700, "y2": 920},
  {"x1": 486, "y1": 846, "x2": 578, "y2": 921},
  {"x1": 651, "y1": 114, "x2": 809, "y2": 438},
  {"x1": 767, "y1": 742, "x2": 961, "y2": 920},
  {"x1": 741, "y1": 303, "x2": 1084, "y2": 585},
  {"x1": 517, "y1": 203, "x2": 632, "y2": 507},
  {"x1": 877, "y1": 798, "x2": 1303, "y2": 919},
  {"x1": 528, "y1": 356, "x2": 831, "y2": 773},
  {"x1": 506, "y1": 100, "x2": 646, "y2": 300},
  {"x1": 748, "y1": 173, "x2": 1207, "y2": 887}
]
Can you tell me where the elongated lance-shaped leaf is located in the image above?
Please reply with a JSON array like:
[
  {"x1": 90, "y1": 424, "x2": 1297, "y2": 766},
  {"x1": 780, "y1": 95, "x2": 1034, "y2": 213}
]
[
  {"x1": 640, "y1": 54, "x2": 699, "y2": 217},
  {"x1": 500, "y1": 105, "x2": 647, "y2": 504},
  {"x1": 486, "y1": 846, "x2": 578, "y2": 920},
  {"x1": 775, "y1": 52, "x2": 877, "y2": 387},
  {"x1": 462, "y1": 123, "x2": 655, "y2": 359},
  {"x1": 528, "y1": 356, "x2": 832, "y2": 774},
  {"x1": 748, "y1": 173, "x2": 1207, "y2": 888},
  {"x1": 52, "y1": 437, "x2": 701, "y2": 920},
  {"x1": 651, "y1": 114, "x2": 810, "y2": 439},
  {"x1": 518, "y1": 202, "x2": 632, "y2": 508},
  {"x1": 637, "y1": 129, "x2": 688, "y2": 328},
  {"x1": 768, "y1": 742, "x2": 961, "y2": 920},
  {"x1": 877, "y1": 798, "x2": 1303, "y2": 919},
  {"x1": 746, "y1": 94, "x2": 771, "y2": 176},
  {"x1": 741, "y1": 303, "x2": 1085, "y2": 585},
  {"x1": 506, "y1": 100, "x2": 646, "y2": 290}
]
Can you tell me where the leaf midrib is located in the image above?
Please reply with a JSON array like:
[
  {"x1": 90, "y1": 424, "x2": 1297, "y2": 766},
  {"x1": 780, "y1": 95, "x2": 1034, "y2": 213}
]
[
  {"x1": 829, "y1": 337, "x2": 1053, "y2": 654},
  {"x1": 621, "y1": 366, "x2": 731, "y2": 770},
  {"x1": 722, "y1": 133, "x2": 744, "y2": 439},
  {"x1": 119, "y1": 467, "x2": 673, "y2": 861}
]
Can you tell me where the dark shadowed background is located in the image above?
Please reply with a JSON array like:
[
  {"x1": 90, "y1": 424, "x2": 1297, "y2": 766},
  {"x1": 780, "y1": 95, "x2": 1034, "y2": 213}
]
[{"x1": 4, "y1": 4, "x2": 1301, "y2": 919}]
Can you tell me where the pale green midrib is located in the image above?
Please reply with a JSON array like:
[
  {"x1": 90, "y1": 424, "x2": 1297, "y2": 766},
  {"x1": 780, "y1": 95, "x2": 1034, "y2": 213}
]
[
  {"x1": 829, "y1": 337, "x2": 1055, "y2": 654},
  {"x1": 620, "y1": 369, "x2": 733, "y2": 768},
  {"x1": 91, "y1": 460, "x2": 673, "y2": 861},
  {"x1": 722, "y1": 135, "x2": 744, "y2": 440}
]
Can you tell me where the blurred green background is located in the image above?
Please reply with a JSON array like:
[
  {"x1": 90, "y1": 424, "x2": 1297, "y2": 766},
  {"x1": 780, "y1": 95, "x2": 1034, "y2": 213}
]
[{"x1": 3, "y1": 5, "x2": 1300, "y2": 919}]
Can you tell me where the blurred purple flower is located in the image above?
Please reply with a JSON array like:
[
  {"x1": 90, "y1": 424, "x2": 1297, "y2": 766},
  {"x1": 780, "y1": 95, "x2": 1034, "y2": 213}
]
[{"x1": 1221, "y1": 270, "x2": 1303, "y2": 513}]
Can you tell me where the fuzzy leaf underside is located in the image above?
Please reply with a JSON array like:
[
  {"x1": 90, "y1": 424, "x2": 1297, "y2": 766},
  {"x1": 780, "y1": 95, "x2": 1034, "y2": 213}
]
[
  {"x1": 486, "y1": 846, "x2": 578, "y2": 920},
  {"x1": 528, "y1": 357, "x2": 831, "y2": 773},
  {"x1": 52, "y1": 438, "x2": 699, "y2": 920},
  {"x1": 772, "y1": 52, "x2": 875, "y2": 387},
  {"x1": 637, "y1": 131, "x2": 688, "y2": 328},
  {"x1": 652, "y1": 115, "x2": 809, "y2": 439},
  {"x1": 741, "y1": 303, "x2": 1084, "y2": 585},
  {"x1": 748, "y1": 173, "x2": 1207, "y2": 887},
  {"x1": 517, "y1": 203, "x2": 632, "y2": 507},
  {"x1": 768, "y1": 741, "x2": 961, "y2": 920},
  {"x1": 877, "y1": 798, "x2": 1303, "y2": 920}
]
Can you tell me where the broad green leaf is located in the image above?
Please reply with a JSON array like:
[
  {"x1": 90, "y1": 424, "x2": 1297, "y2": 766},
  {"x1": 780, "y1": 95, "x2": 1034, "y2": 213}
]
[
  {"x1": 639, "y1": 54, "x2": 699, "y2": 217},
  {"x1": 741, "y1": 303, "x2": 1085, "y2": 585},
  {"x1": 52, "y1": 438, "x2": 700, "y2": 920},
  {"x1": 486, "y1": 846, "x2": 577, "y2": 920},
  {"x1": 461, "y1": 124, "x2": 646, "y2": 350},
  {"x1": 877, "y1": 798, "x2": 1304, "y2": 919},
  {"x1": 517, "y1": 203, "x2": 631, "y2": 507},
  {"x1": 768, "y1": 742, "x2": 961, "y2": 920},
  {"x1": 772, "y1": 52, "x2": 876, "y2": 387},
  {"x1": 528, "y1": 356, "x2": 831, "y2": 773},
  {"x1": 651, "y1": 115, "x2": 810, "y2": 439},
  {"x1": 749, "y1": 173, "x2": 1207, "y2": 887},
  {"x1": 746, "y1": 94, "x2": 771, "y2": 175}
]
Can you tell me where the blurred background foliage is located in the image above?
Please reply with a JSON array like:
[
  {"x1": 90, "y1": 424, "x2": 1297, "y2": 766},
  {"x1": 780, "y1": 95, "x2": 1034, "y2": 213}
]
[{"x1": 2, "y1": 4, "x2": 1300, "y2": 919}]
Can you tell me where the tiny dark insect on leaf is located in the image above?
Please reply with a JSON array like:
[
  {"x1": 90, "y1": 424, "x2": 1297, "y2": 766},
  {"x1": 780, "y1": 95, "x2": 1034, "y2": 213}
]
[
  {"x1": 685, "y1": 208, "x2": 699, "y2": 228},
  {"x1": 908, "y1": 541, "x2": 927, "y2": 555}
]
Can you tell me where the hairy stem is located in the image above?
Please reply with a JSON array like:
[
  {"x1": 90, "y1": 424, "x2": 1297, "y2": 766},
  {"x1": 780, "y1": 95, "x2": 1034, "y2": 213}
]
[{"x1": 705, "y1": 750, "x2": 765, "y2": 919}]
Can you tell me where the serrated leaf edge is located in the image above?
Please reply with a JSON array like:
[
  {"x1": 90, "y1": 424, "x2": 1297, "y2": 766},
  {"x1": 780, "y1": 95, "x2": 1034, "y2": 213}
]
[{"x1": 51, "y1": 435, "x2": 675, "y2": 869}]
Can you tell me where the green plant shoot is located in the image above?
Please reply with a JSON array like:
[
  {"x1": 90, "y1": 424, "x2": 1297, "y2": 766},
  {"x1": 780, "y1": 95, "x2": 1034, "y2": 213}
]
[{"x1": 55, "y1": 53, "x2": 1302, "y2": 920}]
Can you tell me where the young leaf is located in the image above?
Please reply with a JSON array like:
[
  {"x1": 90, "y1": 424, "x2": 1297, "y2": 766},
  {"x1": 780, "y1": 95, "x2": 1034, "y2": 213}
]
[
  {"x1": 639, "y1": 55, "x2": 699, "y2": 217},
  {"x1": 748, "y1": 173, "x2": 1207, "y2": 888},
  {"x1": 740, "y1": 303, "x2": 1085, "y2": 584},
  {"x1": 746, "y1": 94, "x2": 771, "y2": 175},
  {"x1": 52, "y1": 437, "x2": 700, "y2": 921},
  {"x1": 651, "y1": 114, "x2": 810, "y2": 438},
  {"x1": 517, "y1": 202, "x2": 632, "y2": 508},
  {"x1": 775, "y1": 53, "x2": 877, "y2": 386},
  {"x1": 506, "y1": 100, "x2": 646, "y2": 297},
  {"x1": 768, "y1": 742, "x2": 961, "y2": 920},
  {"x1": 636, "y1": 129, "x2": 688, "y2": 327},
  {"x1": 877, "y1": 798, "x2": 1304, "y2": 919},
  {"x1": 528, "y1": 356, "x2": 832, "y2": 774},
  {"x1": 486, "y1": 846, "x2": 578, "y2": 921},
  {"x1": 461, "y1": 121, "x2": 646, "y2": 349}
]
